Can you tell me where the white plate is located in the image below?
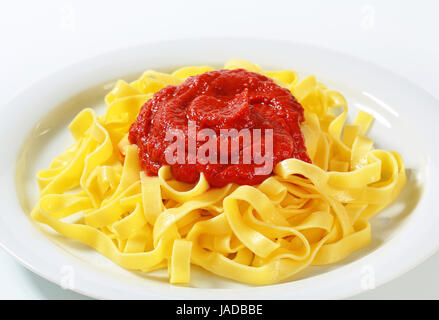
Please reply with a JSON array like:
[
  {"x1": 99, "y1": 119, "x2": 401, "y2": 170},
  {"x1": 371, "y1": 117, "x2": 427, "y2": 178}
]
[{"x1": 1, "y1": 38, "x2": 438, "y2": 300}]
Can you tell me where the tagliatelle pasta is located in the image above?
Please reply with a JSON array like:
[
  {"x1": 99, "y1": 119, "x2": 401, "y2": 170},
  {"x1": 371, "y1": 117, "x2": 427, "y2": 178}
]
[{"x1": 31, "y1": 59, "x2": 406, "y2": 285}]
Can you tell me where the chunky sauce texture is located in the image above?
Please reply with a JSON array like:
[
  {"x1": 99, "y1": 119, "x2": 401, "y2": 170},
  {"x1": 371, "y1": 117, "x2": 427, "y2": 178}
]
[{"x1": 129, "y1": 69, "x2": 310, "y2": 187}]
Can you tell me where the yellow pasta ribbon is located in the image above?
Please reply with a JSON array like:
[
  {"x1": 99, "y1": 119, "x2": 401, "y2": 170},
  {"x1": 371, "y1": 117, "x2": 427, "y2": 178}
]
[{"x1": 31, "y1": 59, "x2": 406, "y2": 285}]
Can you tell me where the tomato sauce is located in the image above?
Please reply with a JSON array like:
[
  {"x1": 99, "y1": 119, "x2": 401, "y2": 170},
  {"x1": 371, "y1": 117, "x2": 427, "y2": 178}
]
[{"x1": 129, "y1": 69, "x2": 310, "y2": 187}]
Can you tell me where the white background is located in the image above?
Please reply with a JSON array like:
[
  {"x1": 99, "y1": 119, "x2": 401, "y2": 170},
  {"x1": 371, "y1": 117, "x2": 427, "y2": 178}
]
[{"x1": 1, "y1": 0, "x2": 438, "y2": 299}]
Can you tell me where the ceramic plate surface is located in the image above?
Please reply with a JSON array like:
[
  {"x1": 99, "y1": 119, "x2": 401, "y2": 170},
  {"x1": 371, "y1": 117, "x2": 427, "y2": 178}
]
[{"x1": 1, "y1": 38, "x2": 438, "y2": 299}]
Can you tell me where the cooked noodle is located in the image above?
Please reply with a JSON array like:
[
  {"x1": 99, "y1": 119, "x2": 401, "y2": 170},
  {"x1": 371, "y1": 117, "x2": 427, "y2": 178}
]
[{"x1": 31, "y1": 59, "x2": 406, "y2": 285}]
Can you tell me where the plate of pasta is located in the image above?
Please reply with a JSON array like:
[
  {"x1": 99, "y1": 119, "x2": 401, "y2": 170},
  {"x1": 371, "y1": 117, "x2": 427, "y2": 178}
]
[{"x1": 1, "y1": 38, "x2": 438, "y2": 299}]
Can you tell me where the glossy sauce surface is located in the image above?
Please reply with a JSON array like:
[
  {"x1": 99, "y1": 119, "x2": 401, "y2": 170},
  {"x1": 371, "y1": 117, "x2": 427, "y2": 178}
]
[{"x1": 129, "y1": 69, "x2": 310, "y2": 187}]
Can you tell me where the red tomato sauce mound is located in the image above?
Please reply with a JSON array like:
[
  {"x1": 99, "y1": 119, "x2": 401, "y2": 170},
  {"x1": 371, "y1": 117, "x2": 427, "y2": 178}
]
[{"x1": 129, "y1": 69, "x2": 310, "y2": 187}]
